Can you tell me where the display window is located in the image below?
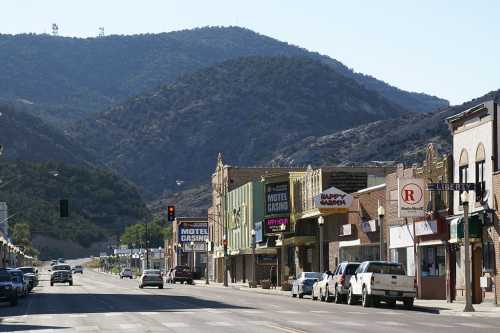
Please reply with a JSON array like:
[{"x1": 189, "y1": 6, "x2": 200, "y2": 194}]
[{"x1": 420, "y1": 245, "x2": 445, "y2": 277}]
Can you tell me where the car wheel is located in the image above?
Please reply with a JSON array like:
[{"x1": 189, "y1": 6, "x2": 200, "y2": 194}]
[
  {"x1": 312, "y1": 289, "x2": 318, "y2": 301},
  {"x1": 386, "y1": 300, "x2": 396, "y2": 307},
  {"x1": 50, "y1": 282, "x2": 54, "y2": 286},
  {"x1": 159, "y1": 285, "x2": 164, "y2": 289},
  {"x1": 320, "y1": 288, "x2": 326, "y2": 302},
  {"x1": 69, "y1": 281, "x2": 73, "y2": 286},
  {"x1": 299, "y1": 293, "x2": 304, "y2": 299},
  {"x1": 325, "y1": 285, "x2": 332, "y2": 302},
  {"x1": 362, "y1": 286, "x2": 372, "y2": 308},
  {"x1": 139, "y1": 284, "x2": 143, "y2": 289},
  {"x1": 403, "y1": 298, "x2": 414, "y2": 309},
  {"x1": 347, "y1": 286, "x2": 356, "y2": 305}
]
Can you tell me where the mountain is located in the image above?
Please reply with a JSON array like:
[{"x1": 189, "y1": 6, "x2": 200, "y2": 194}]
[
  {"x1": 0, "y1": 27, "x2": 447, "y2": 126},
  {"x1": 0, "y1": 160, "x2": 151, "y2": 259},
  {"x1": 70, "y1": 56, "x2": 406, "y2": 195},
  {"x1": 0, "y1": 104, "x2": 93, "y2": 165},
  {"x1": 271, "y1": 89, "x2": 500, "y2": 166}
]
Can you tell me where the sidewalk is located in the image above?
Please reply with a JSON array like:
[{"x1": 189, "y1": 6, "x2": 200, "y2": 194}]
[{"x1": 193, "y1": 280, "x2": 500, "y2": 317}]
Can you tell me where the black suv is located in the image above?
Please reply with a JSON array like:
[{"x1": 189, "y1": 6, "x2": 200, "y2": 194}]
[{"x1": 0, "y1": 268, "x2": 18, "y2": 306}]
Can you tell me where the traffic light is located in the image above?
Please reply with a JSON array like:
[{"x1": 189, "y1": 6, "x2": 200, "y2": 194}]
[
  {"x1": 60, "y1": 199, "x2": 69, "y2": 218},
  {"x1": 167, "y1": 205, "x2": 175, "y2": 222}
]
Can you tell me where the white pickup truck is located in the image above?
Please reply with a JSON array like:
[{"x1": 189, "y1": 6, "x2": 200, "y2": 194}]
[{"x1": 348, "y1": 261, "x2": 416, "y2": 308}]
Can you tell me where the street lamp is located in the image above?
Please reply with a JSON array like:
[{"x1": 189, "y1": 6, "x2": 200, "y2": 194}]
[
  {"x1": 318, "y1": 216, "x2": 325, "y2": 272},
  {"x1": 205, "y1": 238, "x2": 210, "y2": 285},
  {"x1": 378, "y1": 203, "x2": 385, "y2": 261},
  {"x1": 251, "y1": 228, "x2": 256, "y2": 287},
  {"x1": 461, "y1": 191, "x2": 475, "y2": 312}
]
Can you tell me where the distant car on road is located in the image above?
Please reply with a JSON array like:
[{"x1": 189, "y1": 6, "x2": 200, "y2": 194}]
[
  {"x1": 0, "y1": 268, "x2": 18, "y2": 306},
  {"x1": 348, "y1": 261, "x2": 416, "y2": 308},
  {"x1": 139, "y1": 269, "x2": 164, "y2": 289},
  {"x1": 291, "y1": 271, "x2": 321, "y2": 298},
  {"x1": 50, "y1": 264, "x2": 73, "y2": 286},
  {"x1": 7, "y1": 269, "x2": 28, "y2": 297},
  {"x1": 166, "y1": 266, "x2": 193, "y2": 284},
  {"x1": 311, "y1": 272, "x2": 332, "y2": 301},
  {"x1": 120, "y1": 268, "x2": 133, "y2": 279},
  {"x1": 72, "y1": 265, "x2": 83, "y2": 274}
]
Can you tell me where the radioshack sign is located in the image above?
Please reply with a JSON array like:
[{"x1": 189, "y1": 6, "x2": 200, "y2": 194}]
[
  {"x1": 314, "y1": 186, "x2": 353, "y2": 212},
  {"x1": 398, "y1": 178, "x2": 425, "y2": 218}
]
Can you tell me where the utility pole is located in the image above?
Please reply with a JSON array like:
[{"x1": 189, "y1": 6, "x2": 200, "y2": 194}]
[
  {"x1": 145, "y1": 222, "x2": 150, "y2": 270},
  {"x1": 461, "y1": 191, "x2": 475, "y2": 312},
  {"x1": 251, "y1": 228, "x2": 256, "y2": 286}
]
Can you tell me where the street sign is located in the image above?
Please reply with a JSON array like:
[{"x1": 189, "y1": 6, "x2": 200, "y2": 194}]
[
  {"x1": 427, "y1": 183, "x2": 475, "y2": 191},
  {"x1": 398, "y1": 178, "x2": 425, "y2": 218}
]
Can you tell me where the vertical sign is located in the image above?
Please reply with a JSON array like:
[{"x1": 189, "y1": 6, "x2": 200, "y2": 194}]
[
  {"x1": 398, "y1": 178, "x2": 425, "y2": 218},
  {"x1": 265, "y1": 182, "x2": 289, "y2": 215}
]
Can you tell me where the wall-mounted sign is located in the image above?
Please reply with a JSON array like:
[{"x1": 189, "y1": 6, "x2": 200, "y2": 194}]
[
  {"x1": 314, "y1": 186, "x2": 353, "y2": 212},
  {"x1": 178, "y1": 222, "x2": 209, "y2": 252},
  {"x1": 360, "y1": 219, "x2": 377, "y2": 233},
  {"x1": 339, "y1": 224, "x2": 353, "y2": 236},
  {"x1": 255, "y1": 221, "x2": 264, "y2": 243},
  {"x1": 257, "y1": 254, "x2": 277, "y2": 265},
  {"x1": 264, "y1": 217, "x2": 290, "y2": 234},
  {"x1": 266, "y1": 182, "x2": 290, "y2": 215},
  {"x1": 414, "y1": 220, "x2": 438, "y2": 236},
  {"x1": 398, "y1": 178, "x2": 425, "y2": 218},
  {"x1": 389, "y1": 224, "x2": 414, "y2": 249}
]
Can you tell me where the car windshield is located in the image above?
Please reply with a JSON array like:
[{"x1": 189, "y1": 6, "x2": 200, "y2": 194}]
[
  {"x1": 18, "y1": 267, "x2": 35, "y2": 274},
  {"x1": 144, "y1": 270, "x2": 161, "y2": 275},
  {"x1": 345, "y1": 264, "x2": 360, "y2": 275},
  {"x1": 75, "y1": 266, "x2": 82, "y2": 269},
  {"x1": 123, "y1": 269, "x2": 131, "y2": 272},
  {"x1": 367, "y1": 263, "x2": 405, "y2": 275},
  {"x1": 175, "y1": 266, "x2": 189, "y2": 271},
  {"x1": 303, "y1": 272, "x2": 320, "y2": 279},
  {"x1": 53, "y1": 265, "x2": 71, "y2": 271}
]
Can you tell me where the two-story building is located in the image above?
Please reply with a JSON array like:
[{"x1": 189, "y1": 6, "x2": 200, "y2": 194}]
[{"x1": 447, "y1": 101, "x2": 499, "y2": 304}]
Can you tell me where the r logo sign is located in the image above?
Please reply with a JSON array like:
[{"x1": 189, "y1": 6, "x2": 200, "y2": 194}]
[
  {"x1": 398, "y1": 178, "x2": 425, "y2": 217},
  {"x1": 401, "y1": 183, "x2": 423, "y2": 205}
]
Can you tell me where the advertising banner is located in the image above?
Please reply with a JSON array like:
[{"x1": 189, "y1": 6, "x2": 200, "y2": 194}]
[
  {"x1": 398, "y1": 178, "x2": 425, "y2": 218},
  {"x1": 178, "y1": 222, "x2": 209, "y2": 252},
  {"x1": 264, "y1": 217, "x2": 290, "y2": 234},
  {"x1": 414, "y1": 220, "x2": 438, "y2": 236},
  {"x1": 266, "y1": 182, "x2": 290, "y2": 215}
]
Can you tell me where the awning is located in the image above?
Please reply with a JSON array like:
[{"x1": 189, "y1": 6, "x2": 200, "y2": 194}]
[
  {"x1": 418, "y1": 239, "x2": 446, "y2": 246},
  {"x1": 449, "y1": 215, "x2": 482, "y2": 244},
  {"x1": 282, "y1": 236, "x2": 316, "y2": 247},
  {"x1": 339, "y1": 239, "x2": 361, "y2": 248}
]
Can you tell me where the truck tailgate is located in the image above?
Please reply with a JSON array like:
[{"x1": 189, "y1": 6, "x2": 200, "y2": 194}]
[{"x1": 372, "y1": 274, "x2": 415, "y2": 292}]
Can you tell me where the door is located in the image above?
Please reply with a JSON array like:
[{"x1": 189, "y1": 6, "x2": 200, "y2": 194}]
[{"x1": 471, "y1": 245, "x2": 482, "y2": 304}]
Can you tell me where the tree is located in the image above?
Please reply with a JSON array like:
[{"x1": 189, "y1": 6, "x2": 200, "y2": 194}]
[{"x1": 120, "y1": 219, "x2": 172, "y2": 249}]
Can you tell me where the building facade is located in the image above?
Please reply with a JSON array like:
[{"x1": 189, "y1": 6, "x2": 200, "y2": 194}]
[{"x1": 172, "y1": 217, "x2": 209, "y2": 278}]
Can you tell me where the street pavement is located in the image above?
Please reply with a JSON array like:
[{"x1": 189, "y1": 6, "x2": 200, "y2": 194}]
[{"x1": 1, "y1": 263, "x2": 500, "y2": 332}]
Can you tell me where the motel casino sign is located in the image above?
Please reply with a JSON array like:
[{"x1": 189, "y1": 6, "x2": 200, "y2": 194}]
[
  {"x1": 178, "y1": 222, "x2": 209, "y2": 252},
  {"x1": 266, "y1": 182, "x2": 290, "y2": 215}
]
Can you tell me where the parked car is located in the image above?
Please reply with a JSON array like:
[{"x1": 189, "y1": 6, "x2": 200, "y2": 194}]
[
  {"x1": 50, "y1": 264, "x2": 73, "y2": 286},
  {"x1": 311, "y1": 272, "x2": 332, "y2": 301},
  {"x1": 291, "y1": 271, "x2": 321, "y2": 298},
  {"x1": 72, "y1": 265, "x2": 83, "y2": 274},
  {"x1": 139, "y1": 269, "x2": 164, "y2": 289},
  {"x1": 8, "y1": 269, "x2": 28, "y2": 297},
  {"x1": 326, "y1": 262, "x2": 360, "y2": 303},
  {"x1": 0, "y1": 268, "x2": 18, "y2": 306},
  {"x1": 18, "y1": 266, "x2": 38, "y2": 291},
  {"x1": 120, "y1": 268, "x2": 133, "y2": 279},
  {"x1": 348, "y1": 261, "x2": 416, "y2": 308},
  {"x1": 167, "y1": 266, "x2": 193, "y2": 284}
]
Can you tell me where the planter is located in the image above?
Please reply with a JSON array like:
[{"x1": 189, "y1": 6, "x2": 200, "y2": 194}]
[
  {"x1": 261, "y1": 280, "x2": 271, "y2": 289},
  {"x1": 248, "y1": 281, "x2": 258, "y2": 288}
]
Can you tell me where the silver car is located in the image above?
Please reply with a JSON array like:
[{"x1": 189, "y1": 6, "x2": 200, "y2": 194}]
[
  {"x1": 291, "y1": 272, "x2": 321, "y2": 298},
  {"x1": 327, "y1": 262, "x2": 360, "y2": 303}
]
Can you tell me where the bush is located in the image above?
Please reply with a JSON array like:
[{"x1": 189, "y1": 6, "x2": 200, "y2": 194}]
[
  {"x1": 261, "y1": 279, "x2": 271, "y2": 289},
  {"x1": 281, "y1": 280, "x2": 292, "y2": 291}
]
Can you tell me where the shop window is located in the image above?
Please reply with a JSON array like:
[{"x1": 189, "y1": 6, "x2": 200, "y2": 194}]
[
  {"x1": 390, "y1": 248, "x2": 408, "y2": 275},
  {"x1": 475, "y1": 160, "x2": 485, "y2": 202},
  {"x1": 421, "y1": 246, "x2": 445, "y2": 277},
  {"x1": 483, "y1": 241, "x2": 495, "y2": 272},
  {"x1": 339, "y1": 245, "x2": 379, "y2": 262}
]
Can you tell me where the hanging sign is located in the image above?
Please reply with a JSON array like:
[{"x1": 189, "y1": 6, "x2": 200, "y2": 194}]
[
  {"x1": 398, "y1": 178, "x2": 425, "y2": 218},
  {"x1": 313, "y1": 186, "x2": 353, "y2": 213}
]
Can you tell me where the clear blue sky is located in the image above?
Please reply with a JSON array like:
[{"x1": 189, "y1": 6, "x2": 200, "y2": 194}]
[{"x1": 1, "y1": 0, "x2": 498, "y2": 105}]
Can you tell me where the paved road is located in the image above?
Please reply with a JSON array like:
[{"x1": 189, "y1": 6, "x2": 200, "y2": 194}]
[{"x1": 1, "y1": 264, "x2": 499, "y2": 333}]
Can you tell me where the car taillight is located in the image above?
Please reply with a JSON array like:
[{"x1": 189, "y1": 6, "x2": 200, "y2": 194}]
[{"x1": 339, "y1": 274, "x2": 345, "y2": 286}]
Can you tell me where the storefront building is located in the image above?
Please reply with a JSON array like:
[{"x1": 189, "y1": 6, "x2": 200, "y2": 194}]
[
  {"x1": 386, "y1": 144, "x2": 453, "y2": 300},
  {"x1": 172, "y1": 217, "x2": 209, "y2": 278},
  {"x1": 290, "y1": 165, "x2": 389, "y2": 277},
  {"x1": 447, "y1": 101, "x2": 499, "y2": 304}
]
